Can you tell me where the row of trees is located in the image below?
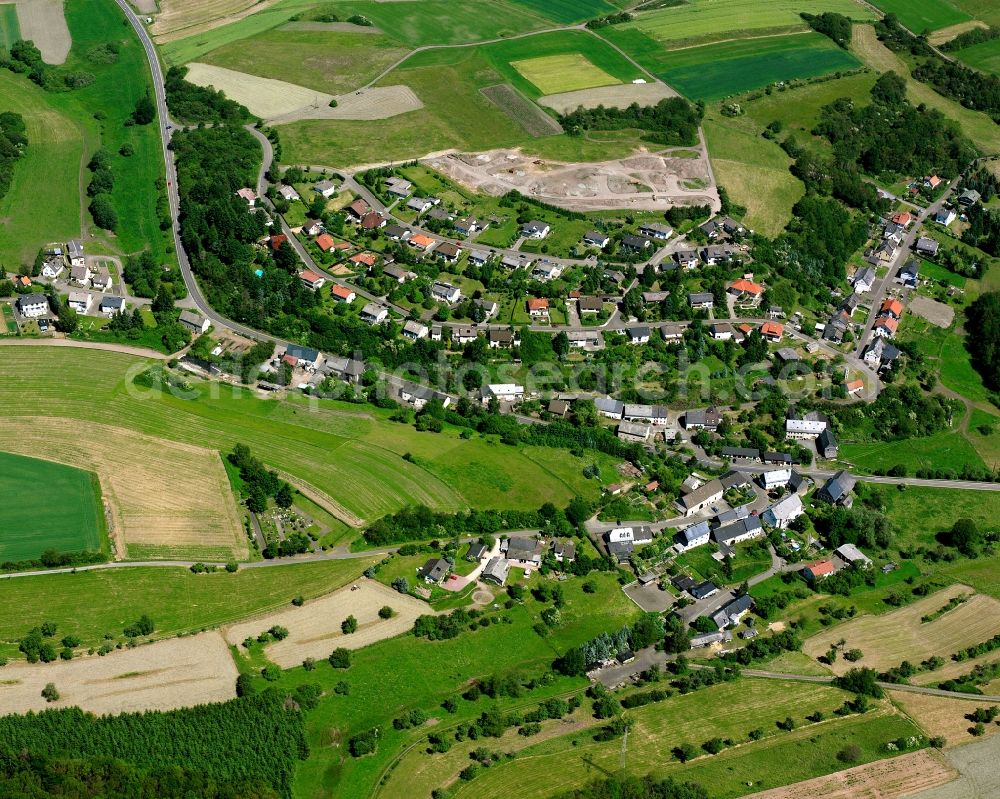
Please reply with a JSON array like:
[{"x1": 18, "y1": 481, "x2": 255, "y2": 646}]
[
  {"x1": 0, "y1": 110, "x2": 26, "y2": 200},
  {"x1": 560, "y1": 97, "x2": 704, "y2": 147}
]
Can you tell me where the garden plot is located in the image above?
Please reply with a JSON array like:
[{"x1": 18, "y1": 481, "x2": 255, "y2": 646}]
[
  {"x1": 0, "y1": 416, "x2": 246, "y2": 561},
  {"x1": 14, "y1": 0, "x2": 70, "y2": 64},
  {"x1": 223, "y1": 579, "x2": 430, "y2": 667},
  {"x1": 803, "y1": 585, "x2": 1000, "y2": 675},
  {"x1": 0, "y1": 632, "x2": 237, "y2": 714},
  {"x1": 425, "y1": 147, "x2": 718, "y2": 213},
  {"x1": 539, "y1": 82, "x2": 676, "y2": 114},
  {"x1": 741, "y1": 748, "x2": 957, "y2": 799}
]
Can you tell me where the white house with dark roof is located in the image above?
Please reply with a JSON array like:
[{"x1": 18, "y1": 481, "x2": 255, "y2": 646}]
[{"x1": 16, "y1": 294, "x2": 49, "y2": 318}]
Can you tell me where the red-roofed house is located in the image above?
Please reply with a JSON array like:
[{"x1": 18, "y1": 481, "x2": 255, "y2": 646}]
[
  {"x1": 890, "y1": 211, "x2": 912, "y2": 227},
  {"x1": 269, "y1": 233, "x2": 287, "y2": 251},
  {"x1": 924, "y1": 175, "x2": 942, "y2": 190},
  {"x1": 299, "y1": 270, "x2": 326, "y2": 291},
  {"x1": 350, "y1": 252, "x2": 378, "y2": 268},
  {"x1": 729, "y1": 278, "x2": 764, "y2": 297},
  {"x1": 315, "y1": 233, "x2": 336, "y2": 252},
  {"x1": 282, "y1": 354, "x2": 298, "y2": 367},
  {"x1": 331, "y1": 284, "x2": 356, "y2": 303},
  {"x1": 803, "y1": 559, "x2": 836, "y2": 581},
  {"x1": 527, "y1": 298, "x2": 549, "y2": 317},
  {"x1": 879, "y1": 298, "x2": 904, "y2": 319},
  {"x1": 846, "y1": 379, "x2": 864, "y2": 395},
  {"x1": 761, "y1": 321, "x2": 784, "y2": 341},
  {"x1": 874, "y1": 316, "x2": 899, "y2": 338},
  {"x1": 408, "y1": 233, "x2": 435, "y2": 251},
  {"x1": 236, "y1": 187, "x2": 258, "y2": 205},
  {"x1": 360, "y1": 211, "x2": 386, "y2": 230},
  {"x1": 346, "y1": 199, "x2": 370, "y2": 220}
]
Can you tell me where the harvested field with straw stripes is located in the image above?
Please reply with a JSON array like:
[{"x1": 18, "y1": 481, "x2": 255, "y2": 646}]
[{"x1": 480, "y1": 84, "x2": 563, "y2": 137}]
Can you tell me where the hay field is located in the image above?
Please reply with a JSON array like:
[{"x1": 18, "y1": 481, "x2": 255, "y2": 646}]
[
  {"x1": 740, "y1": 749, "x2": 957, "y2": 799},
  {"x1": 151, "y1": 0, "x2": 282, "y2": 42},
  {"x1": 539, "y1": 82, "x2": 675, "y2": 114},
  {"x1": 14, "y1": 0, "x2": 71, "y2": 64},
  {"x1": 890, "y1": 690, "x2": 1000, "y2": 746},
  {"x1": 911, "y1": 650, "x2": 1000, "y2": 686},
  {"x1": 0, "y1": 632, "x2": 237, "y2": 714},
  {"x1": 511, "y1": 54, "x2": 620, "y2": 95},
  {"x1": 481, "y1": 84, "x2": 563, "y2": 137},
  {"x1": 224, "y1": 579, "x2": 429, "y2": 667},
  {"x1": 0, "y1": 416, "x2": 246, "y2": 561},
  {"x1": 803, "y1": 585, "x2": 1000, "y2": 675}
]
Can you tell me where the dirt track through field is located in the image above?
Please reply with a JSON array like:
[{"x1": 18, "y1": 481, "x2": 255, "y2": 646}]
[
  {"x1": 15, "y1": 0, "x2": 70, "y2": 64},
  {"x1": 803, "y1": 585, "x2": 1000, "y2": 675},
  {"x1": 0, "y1": 632, "x2": 237, "y2": 714},
  {"x1": 223, "y1": 579, "x2": 431, "y2": 667},
  {"x1": 0, "y1": 416, "x2": 246, "y2": 560}
]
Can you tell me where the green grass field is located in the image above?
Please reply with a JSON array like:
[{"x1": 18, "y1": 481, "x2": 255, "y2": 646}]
[
  {"x1": 869, "y1": 0, "x2": 971, "y2": 33},
  {"x1": 952, "y1": 0, "x2": 1000, "y2": 26},
  {"x1": 653, "y1": 33, "x2": 861, "y2": 100},
  {"x1": 0, "y1": 558, "x2": 373, "y2": 653},
  {"x1": 919, "y1": 258, "x2": 967, "y2": 287},
  {"x1": 840, "y1": 430, "x2": 987, "y2": 475},
  {"x1": 0, "y1": 348, "x2": 613, "y2": 523},
  {"x1": 0, "y1": 3, "x2": 20, "y2": 49},
  {"x1": 0, "y1": 451, "x2": 104, "y2": 561},
  {"x1": 511, "y1": 53, "x2": 619, "y2": 95},
  {"x1": 621, "y1": 0, "x2": 874, "y2": 47},
  {"x1": 955, "y1": 37, "x2": 1000, "y2": 74},
  {"x1": 507, "y1": 0, "x2": 616, "y2": 24},
  {"x1": 876, "y1": 485, "x2": 1000, "y2": 548},
  {"x1": 199, "y1": 27, "x2": 409, "y2": 95}
]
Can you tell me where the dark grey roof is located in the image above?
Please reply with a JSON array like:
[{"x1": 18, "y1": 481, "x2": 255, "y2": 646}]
[
  {"x1": 676, "y1": 520, "x2": 710, "y2": 544},
  {"x1": 722, "y1": 447, "x2": 759, "y2": 460},
  {"x1": 817, "y1": 470, "x2": 856, "y2": 503},
  {"x1": 690, "y1": 580, "x2": 718, "y2": 600},
  {"x1": 419, "y1": 558, "x2": 450, "y2": 581},
  {"x1": 712, "y1": 516, "x2": 762, "y2": 545}
]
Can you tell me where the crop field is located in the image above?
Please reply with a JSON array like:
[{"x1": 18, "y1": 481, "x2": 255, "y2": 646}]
[
  {"x1": 620, "y1": 0, "x2": 874, "y2": 47},
  {"x1": 0, "y1": 632, "x2": 238, "y2": 714},
  {"x1": 480, "y1": 84, "x2": 563, "y2": 137},
  {"x1": 511, "y1": 53, "x2": 620, "y2": 95},
  {"x1": 953, "y1": 0, "x2": 1000, "y2": 26},
  {"x1": 742, "y1": 749, "x2": 957, "y2": 799},
  {"x1": 0, "y1": 70, "x2": 84, "y2": 267},
  {"x1": 506, "y1": 0, "x2": 616, "y2": 24},
  {"x1": 199, "y1": 27, "x2": 409, "y2": 96},
  {"x1": 185, "y1": 62, "x2": 337, "y2": 119},
  {"x1": 0, "y1": 451, "x2": 103, "y2": 561},
  {"x1": 0, "y1": 3, "x2": 20, "y2": 48},
  {"x1": 955, "y1": 37, "x2": 1000, "y2": 74},
  {"x1": 0, "y1": 348, "x2": 607, "y2": 523},
  {"x1": 151, "y1": 0, "x2": 284, "y2": 42},
  {"x1": 0, "y1": 416, "x2": 246, "y2": 561},
  {"x1": 803, "y1": 584, "x2": 1000, "y2": 674},
  {"x1": 653, "y1": 33, "x2": 861, "y2": 101},
  {"x1": 223, "y1": 579, "x2": 429, "y2": 667},
  {"x1": 890, "y1": 690, "x2": 1000, "y2": 745},
  {"x1": 868, "y1": 0, "x2": 971, "y2": 33},
  {"x1": 0, "y1": 559, "x2": 373, "y2": 655}
]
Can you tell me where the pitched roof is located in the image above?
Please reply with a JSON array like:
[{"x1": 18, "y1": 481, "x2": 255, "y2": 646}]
[
  {"x1": 315, "y1": 233, "x2": 335, "y2": 251},
  {"x1": 730, "y1": 278, "x2": 764, "y2": 295},
  {"x1": 331, "y1": 284, "x2": 355, "y2": 300}
]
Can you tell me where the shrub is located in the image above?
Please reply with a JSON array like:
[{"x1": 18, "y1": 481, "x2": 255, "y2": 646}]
[
  {"x1": 261, "y1": 664, "x2": 281, "y2": 681},
  {"x1": 328, "y1": 648, "x2": 351, "y2": 669},
  {"x1": 348, "y1": 728, "x2": 379, "y2": 757},
  {"x1": 342, "y1": 615, "x2": 358, "y2": 634},
  {"x1": 379, "y1": 606, "x2": 395, "y2": 619},
  {"x1": 837, "y1": 744, "x2": 861, "y2": 763},
  {"x1": 41, "y1": 683, "x2": 59, "y2": 702}
]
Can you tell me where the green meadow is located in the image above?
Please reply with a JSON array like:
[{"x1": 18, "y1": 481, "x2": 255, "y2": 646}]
[
  {"x1": 955, "y1": 37, "x2": 1000, "y2": 75},
  {"x1": 0, "y1": 3, "x2": 20, "y2": 49},
  {"x1": 869, "y1": 0, "x2": 971, "y2": 33},
  {"x1": 0, "y1": 451, "x2": 104, "y2": 561}
]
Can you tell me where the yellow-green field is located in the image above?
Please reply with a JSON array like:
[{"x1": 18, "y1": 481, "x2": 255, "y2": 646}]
[{"x1": 511, "y1": 53, "x2": 620, "y2": 94}]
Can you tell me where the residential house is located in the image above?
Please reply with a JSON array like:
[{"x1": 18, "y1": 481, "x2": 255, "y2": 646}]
[
  {"x1": 852, "y1": 266, "x2": 876, "y2": 294},
  {"x1": 786, "y1": 411, "x2": 828, "y2": 440},
  {"x1": 553, "y1": 539, "x2": 576, "y2": 563},
  {"x1": 502, "y1": 253, "x2": 533, "y2": 270},
  {"x1": 385, "y1": 176, "x2": 412, "y2": 197},
  {"x1": 278, "y1": 185, "x2": 300, "y2": 202},
  {"x1": 897, "y1": 259, "x2": 919, "y2": 288},
  {"x1": 873, "y1": 239, "x2": 897, "y2": 263},
  {"x1": 688, "y1": 292, "x2": 714, "y2": 310},
  {"x1": 863, "y1": 338, "x2": 901, "y2": 371},
  {"x1": 68, "y1": 291, "x2": 92, "y2": 314},
  {"x1": 617, "y1": 421, "x2": 650, "y2": 443},
  {"x1": 595, "y1": 396, "x2": 624, "y2": 419},
  {"x1": 623, "y1": 404, "x2": 668, "y2": 424},
  {"x1": 775, "y1": 347, "x2": 800, "y2": 363},
  {"x1": 712, "y1": 594, "x2": 753, "y2": 629},
  {"x1": 99, "y1": 296, "x2": 125, "y2": 316},
  {"x1": 690, "y1": 580, "x2": 719, "y2": 600},
  {"x1": 577, "y1": 295, "x2": 603, "y2": 315},
  {"x1": 883, "y1": 221, "x2": 906, "y2": 244},
  {"x1": 406, "y1": 197, "x2": 433, "y2": 213},
  {"x1": 818, "y1": 428, "x2": 839, "y2": 458},
  {"x1": 607, "y1": 526, "x2": 653, "y2": 547},
  {"x1": 488, "y1": 328, "x2": 516, "y2": 349},
  {"x1": 475, "y1": 299, "x2": 498, "y2": 320},
  {"x1": 699, "y1": 219, "x2": 722, "y2": 239},
  {"x1": 626, "y1": 326, "x2": 650, "y2": 345},
  {"x1": 879, "y1": 297, "x2": 904, "y2": 320},
  {"x1": 532, "y1": 261, "x2": 563, "y2": 281},
  {"x1": 91, "y1": 268, "x2": 112, "y2": 291},
  {"x1": 383, "y1": 224, "x2": 411, "y2": 242},
  {"x1": 638, "y1": 222, "x2": 672, "y2": 240},
  {"x1": 502, "y1": 536, "x2": 544, "y2": 568},
  {"x1": 935, "y1": 208, "x2": 957, "y2": 226},
  {"x1": 300, "y1": 270, "x2": 327, "y2": 291},
  {"x1": 313, "y1": 180, "x2": 338, "y2": 198},
  {"x1": 874, "y1": 315, "x2": 899, "y2": 339},
  {"x1": 675, "y1": 249, "x2": 700, "y2": 269},
  {"x1": 399, "y1": 381, "x2": 450, "y2": 410},
  {"x1": 360, "y1": 303, "x2": 389, "y2": 324},
  {"x1": 70, "y1": 264, "x2": 92, "y2": 286},
  {"x1": 408, "y1": 233, "x2": 436, "y2": 252},
  {"x1": 924, "y1": 175, "x2": 943, "y2": 190},
  {"x1": 431, "y1": 325, "x2": 442, "y2": 342},
  {"x1": 431, "y1": 281, "x2": 462, "y2": 304},
  {"x1": 835, "y1": 543, "x2": 872, "y2": 568},
  {"x1": 674, "y1": 520, "x2": 710, "y2": 551},
  {"x1": 466, "y1": 542, "x2": 489, "y2": 562},
  {"x1": 469, "y1": 249, "x2": 491, "y2": 266},
  {"x1": 691, "y1": 631, "x2": 728, "y2": 648},
  {"x1": 358, "y1": 212, "x2": 385, "y2": 232},
  {"x1": 426, "y1": 206, "x2": 452, "y2": 223},
  {"x1": 803, "y1": 559, "x2": 836, "y2": 582},
  {"x1": 547, "y1": 398, "x2": 569, "y2": 417},
  {"x1": 268, "y1": 233, "x2": 288, "y2": 252},
  {"x1": 325, "y1": 357, "x2": 365, "y2": 384},
  {"x1": 350, "y1": 252, "x2": 378, "y2": 269},
  {"x1": 67, "y1": 239, "x2": 85, "y2": 268},
  {"x1": 481, "y1": 557, "x2": 509, "y2": 586},
  {"x1": 454, "y1": 216, "x2": 486, "y2": 236},
  {"x1": 915, "y1": 237, "x2": 939, "y2": 257},
  {"x1": 383, "y1": 264, "x2": 414, "y2": 283},
  {"x1": 768, "y1": 305, "x2": 784, "y2": 319},
  {"x1": 434, "y1": 242, "x2": 462, "y2": 263},
  {"x1": 285, "y1": 344, "x2": 322, "y2": 370},
  {"x1": 712, "y1": 516, "x2": 763, "y2": 547},
  {"x1": 760, "y1": 321, "x2": 784, "y2": 342},
  {"x1": 662, "y1": 323, "x2": 685, "y2": 342},
  {"x1": 401, "y1": 320, "x2": 429, "y2": 340},
  {"x1": 178, "y1": 310, "x2": 210, "y2": 335},
  {"x1": 760, "y1": 468, "x2": 792, "y2": 490},
  {"x1": 722, "y1": 217, "x2": 746, "y2": 236},
  {"x1": 676, "y1": 478, "x2": 724, "y2": 517},
  {"x1": 236, "y1": 188, "x2": 258, "y2": 206},
  {"x1": 526, "y1": 297, "x2": 549, "y2": 318},
  {"x1": 16, "y1": 294, "x2": 48, "y2": 318},
  {"x1": 568, "y1": 330, "x2": 600, "y2": 349},
  {"x1": 621, "y1": 234, "x2": 653, "y2": 252},
  {"x1": 684, "y1": 408, "x2": 721, "y2": 431},
  {"x1": 583, "y1": 230, "x2": 610, "y2": 249},
  {"x1": 816, "y1": 470, "x2": 856, "y2": 506},
  {"x1": 701, "y1": 245, "x2": 733, "y2": 265},
  {"x1": 483, "y1": 383, "x2": 524, "y2": 404},
  {"x1": 823, "y1": 312, "x2": 850, "y2": 343},
  {"x1": 762, "y1": 493, "x2": 803, "y2": 529},
  {"x1": 41, "y1": 256, "x2": 64, "y2": 279},
  {"x1": 643, "y1": 290, "x2": 669, "y2": 303},
  {"x1": 722, "y1": 446, "x2": 760, "y2": 462},
  {"x1": 959, "y1": 189, "x2": 981, "y2": 207},
  {"x1": 419, "y1": 558, "x2": 450, "y2": 584},
  {"x1": 729, "y1": 278, "x2": 764, "y2": 306},
  {"x1": 314, "y1": 234, "x2": 336, "y2": 253},
  {"x1": 330, "y1": 285, "x2": 358, "y2": 305},
  {"x1": 452, "y1": 326, "x2": 479, "y2": 345},
  {"x1": 521, "y1": 220, "x2": 550, "y2": 239},
  {"x1": 710, "y1": 322, "x2": 734, "y2": 341}
]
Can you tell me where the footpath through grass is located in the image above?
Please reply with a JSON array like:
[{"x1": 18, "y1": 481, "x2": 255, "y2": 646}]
[{"x1": 0, "y1": 451, "x2": 104, "y2": 561}]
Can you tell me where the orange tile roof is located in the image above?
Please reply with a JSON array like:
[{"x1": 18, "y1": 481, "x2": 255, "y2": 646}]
[
  {"x1": 269, "y1": 233, "x2": 287, "y2": 250},
  {"x1": 350, "y1": 253, "x2": 377, "y2": 267},
  {"x1": 877, "y1": 316, "x2": 899, "y2": 334},
  {"x1": 806, "y1": 559, "x2": 835, "y2": 577},
  {"x1": 730, "y1": 278, "x2": 764, "y2": 295},
  {"x1": 846, "y1": 379, "x2": 864, "y2": 393},
  {"x1": 761, "y1": 321, "x2": 784, "y2": 338},
  {"x1": 315, "y1": 233, "x2": 335, "y2": 251},
  {"x1": 527, "y1": 298, "x2": 549, "y2": 310},
  {"x1": 880, "y1": 298, "x2": 904, "y2": 317},
  {"x1": 409, "y1": 233, "x2": 434, "y2": 248},
  {"x1": 299, "y1": 270, "x2": 323, "y2": 284},
  {"x1": 331, "y1": 284, "x2": 355, "y2": 300},
  {"x1": 891, "y1": 212, "x2": 912, "y2": 226}
]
